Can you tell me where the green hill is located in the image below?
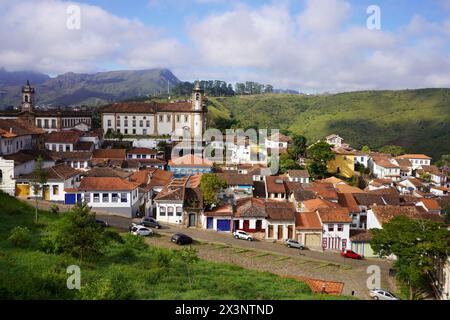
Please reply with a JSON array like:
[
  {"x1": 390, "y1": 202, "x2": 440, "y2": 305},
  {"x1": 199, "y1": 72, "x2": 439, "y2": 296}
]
[
  {"x1": 0, "y1": 192, "x2": 348, "y2": 300},
  {"x1": 207, "y1": 89, "x2": 450, "y2": 160}
]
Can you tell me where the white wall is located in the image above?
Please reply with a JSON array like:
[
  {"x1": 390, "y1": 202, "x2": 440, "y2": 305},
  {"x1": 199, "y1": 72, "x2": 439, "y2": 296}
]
[
  {"x1": 156, "y1": 201, "x2": 184, "y2": 224},
  {"x1": 82, "y1": 189, "x2": 139, "y2": 208},
  {"x1": 0, "y1": 158, "x2": 15, "y2": 195},
  {"x1": 1, "y1": 135, "x2": 33, "y2": 155},
  {"x1": 366, "y1": 209, "x2": 382, "y2": 229}
]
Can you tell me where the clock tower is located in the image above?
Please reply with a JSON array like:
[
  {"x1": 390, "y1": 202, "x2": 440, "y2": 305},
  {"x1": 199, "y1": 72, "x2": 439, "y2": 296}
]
[{"x1": 21, "y1": 80, "x2": 35, "y2": 112}]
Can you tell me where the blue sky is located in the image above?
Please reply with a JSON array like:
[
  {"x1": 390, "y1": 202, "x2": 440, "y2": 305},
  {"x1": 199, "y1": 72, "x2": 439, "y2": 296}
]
[{"x1": 0, "y1": 0, "x2": 449, "y2": 91}]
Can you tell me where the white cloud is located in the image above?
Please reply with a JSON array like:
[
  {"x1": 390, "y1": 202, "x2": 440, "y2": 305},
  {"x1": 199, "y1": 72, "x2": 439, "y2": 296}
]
[
  {"x1": 186, "y1": 0, "x2": 450, "y2": 91},
  {"x1": 0, "y1": 0, "x2": 188, "y2": 74}
]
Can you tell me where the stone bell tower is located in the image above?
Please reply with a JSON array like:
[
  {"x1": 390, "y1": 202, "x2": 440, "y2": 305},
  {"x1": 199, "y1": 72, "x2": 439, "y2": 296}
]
[
  {"x1": 21, "y1": 80, "x2": 35, "y2": 112},
  {"x1": 192, "y1": 80, "x2": 204, "y2": 111}
]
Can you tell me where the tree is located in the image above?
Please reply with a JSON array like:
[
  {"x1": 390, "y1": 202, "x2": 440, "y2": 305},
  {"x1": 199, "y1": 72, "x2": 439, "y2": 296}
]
[
  {"x1": 56, "y1": 202, "x2": 107, "y2": 263},
  {"x1": 444, "y1": 206, "x2": 450, "y2": 225},
  {"x1": 419, "y1": 172, "x2": 431, "y2": 183},
  {"x1": 290, "y1": 134, "x2": 307, "y2": 159},
  {"x1": 306, "y1": 141, "x2": 335, "y2": 179},
  {"x1": 279, "y1": 153, "x2": 301, "y2": 174},
  {"x1": 200, "y1": 174, "x2": 227, "y2": 209},
  {"x1": 435, "y1": 155, "x2": 450, "y2": 168},
  {"x1": 30, "y1": 156, "x2": 48, "y2": 223},
  {"x1": 179, "y1": 247, "x2": 199, "y2": 289},
  {"x1": 361, "y1": 145, "x2": 371, "y2": 153},
  {"x1": 371, "y1": 216, "x2": 449, "y2": 299},
  {"x1": 379, "y1": 145, "x2": 406, "y2": 157}
]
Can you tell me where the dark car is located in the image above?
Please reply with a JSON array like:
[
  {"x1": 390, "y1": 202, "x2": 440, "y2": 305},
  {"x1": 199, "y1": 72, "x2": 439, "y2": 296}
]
[
  {"x1": 140, "y1": 217, "x2": 161, "y2": 229},
  {"x1": 171, "y1": 233, "x2": 193, "y2": 245},
  {"x1": 95, "y1": 219, "x2": 108, "y2": 228}
]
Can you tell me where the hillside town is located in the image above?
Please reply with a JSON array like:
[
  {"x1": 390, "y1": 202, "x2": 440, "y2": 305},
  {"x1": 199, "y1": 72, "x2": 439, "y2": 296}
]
[{"x1": 0, "y1": 81, "x2": 449, "y2": 300}]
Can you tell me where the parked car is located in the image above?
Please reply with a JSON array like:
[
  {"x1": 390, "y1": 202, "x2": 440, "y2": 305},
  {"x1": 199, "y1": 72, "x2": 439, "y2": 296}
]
[
  {"x1": 340, "y1": 249, "x2": 363, "y2": 260},
  {"x1": 369, "y1": 289, "x2": 400, "y2": 300},
  {"x1": 130, "y1": 225, "x2": 153, "y2": 236},
  {"x1": 233, "y1": 230, "x2": 253, "y2": 241},
  {"x1": 95, "y1": 219, "x2": 108, "y2": 228},
  {"x1": 171, "y1": 233, "x2": 193, "y2": 245},
  {"x1": 284, "y1": 239, "x2": 304, "y2": 250},
  {"x1": 140, "y1": 217, "x2": 161, "y2": 229}
]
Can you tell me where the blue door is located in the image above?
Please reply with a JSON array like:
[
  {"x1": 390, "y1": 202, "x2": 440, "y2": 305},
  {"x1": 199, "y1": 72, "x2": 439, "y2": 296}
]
[
  {"x1": 207, "y1": 217, "x2": 213, "y2": 229},
  {"x1": 76, "y1": 194, "x2": 82, "y2": 203},
  {"x1": 65, "y1": 194, "x2": 76, "y2": 205},
  {"x1": 217, "y1": 219, "x2": 231, "y2": 232}
]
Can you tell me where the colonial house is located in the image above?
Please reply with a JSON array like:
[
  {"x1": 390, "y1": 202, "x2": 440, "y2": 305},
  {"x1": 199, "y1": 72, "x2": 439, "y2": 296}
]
[
  {"x1": 16, "y1": 164, "x2": 81, "y2": 202},
  {"x1": 1, "y1": 150, "x2": 55, "y2": 196},
  {"x1": 76, "y1": 177, "x2": 140, "y2": 217},
  {"x1": 393, "y1": 158, "x2": 413, "y2": 178},
  {"x1": 50, "y1": 151, "x2": 92, "y2": 171},
  {"x1": 0, "y1": 119, "x2": 44, "y2": 156},
  {"x1": 430, "y1": 186, "x2": 450, "y2": 197},
  {"x1": 265, "y1": 132, "x2": 291, "y2": 152},
  {"x1": 0, "y1": 81, "x2": 92, "y2": 133},
  {"x1": 396, "y1": 178, "x2": 426, "y2": 194},
  {"x1": 417, "y1": 165, "x2": 448, "y2": 186},
  {"x1": 325, "y1": 134, "x2": 347, "y2": 148},
  {"x1": 91, "y1": 149, "x2": 126, "y2": 166},
  {"x1": 44, "y1": 131, "x2": 94, "y2": 153},
  {"x1": 295, "y1": 211, "x2": 323, "y2": 250},
  {"x1": 353, "y1": 151, "x2": 370, "y2": 169},
  {"x1": 233, "y1": 197, "x2": 267, "y2": 235},
  {"x1": 369, "y1": 156, "x2": 401, "y2": 181},
  {"x1": 415, "y1": 198, "x2": 443, "y2": 215},
  {"x1": 265, "y1": 201, "x2": 296, "y2": 241},
  {"x1": 327, "y1": 147, "x2": 355, "y2": 178},
  {"x1": 287, "y1": 170, "x2": 310, "y2": 183},
  {"x1": 265, "y1": 176, "x2": 289, "y2": 200},
  {"x1": 318, "y1": 207, "x2": 352, "y2": 251},
  {"x1": 203, "y1": 203, "x2": 235, "y2": 232},
  {"x1": 395, "y1": 154, "x2": 432, "y2": 170},
  {"x1": 154, "y1": 175, "x2": 203, "y2": 227},
  {"x1": 100, "y1": 82, "x2": 207, "y2": 140},
  {"x1": 216, "y1": 172, "x2": 254, "y2": 198},
  {"x1": 168, "y1": 154, "x2": 213, "y2": 177},
  {"x1": 126, "y1": 148, "x2": 166, "y2": 169}
]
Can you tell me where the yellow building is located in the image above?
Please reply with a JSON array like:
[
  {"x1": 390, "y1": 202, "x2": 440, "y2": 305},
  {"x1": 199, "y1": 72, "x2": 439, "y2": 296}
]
[{"x1": 327, "y1": 148, "x2": 355, "y2": 178}]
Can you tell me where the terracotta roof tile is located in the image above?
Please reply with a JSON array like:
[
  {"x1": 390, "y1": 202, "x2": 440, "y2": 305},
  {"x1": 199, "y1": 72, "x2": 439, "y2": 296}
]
[
  {"x1": 93, "y1": 149, "x2": 126, "y2": 160},
  {"x1": 317, "y1": 207, "x2": 352, "y2": 223},
  {"x1": 295, "y1": 212, "x2": 322, "y2": 230},
  {"x1": 79, "y1": 177, "x2": 138, "y2": 191}
]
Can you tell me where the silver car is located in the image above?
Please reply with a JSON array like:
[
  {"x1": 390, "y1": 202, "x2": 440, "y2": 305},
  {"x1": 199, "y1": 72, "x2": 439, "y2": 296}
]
[
  {"x1": 369, "y1": 289, "x2": 400, "y2": 300},
  {"x1": 285, "y1": 239, "x2": 305, "y2": 250}
]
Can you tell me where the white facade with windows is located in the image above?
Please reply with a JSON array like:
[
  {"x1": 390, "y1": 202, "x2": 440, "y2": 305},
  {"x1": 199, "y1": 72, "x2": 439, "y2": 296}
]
[{"x1": 156, "y1": 201, "x2": 184, "y2": 224}]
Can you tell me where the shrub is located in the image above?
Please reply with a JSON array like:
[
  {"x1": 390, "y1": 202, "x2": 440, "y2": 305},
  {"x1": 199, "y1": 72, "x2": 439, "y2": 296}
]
[
  {"x1": 50, "y1": 205, "x2": 60, "y2": 215},
  {"x1": 8, "y1": 226, "x2": 32, "y2": 248}
]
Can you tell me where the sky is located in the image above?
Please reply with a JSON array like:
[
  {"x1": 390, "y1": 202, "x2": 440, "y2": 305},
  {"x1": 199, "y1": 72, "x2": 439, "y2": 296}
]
[{"x1": 0, "y1": 0, "x2": 450, "y2": 92}]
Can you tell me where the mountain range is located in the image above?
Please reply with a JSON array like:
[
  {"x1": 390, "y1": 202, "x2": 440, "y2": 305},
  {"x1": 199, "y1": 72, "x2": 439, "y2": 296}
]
[{"x1": 0, "y1": 68, "x2": 180, "y2": 109}]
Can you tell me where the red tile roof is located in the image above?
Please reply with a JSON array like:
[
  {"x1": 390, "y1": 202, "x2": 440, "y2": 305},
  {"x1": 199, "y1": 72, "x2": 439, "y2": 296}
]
[
  {"x1": 317, "y1": 207, "x2": 352, "y2": 223},
  {"x1": 419, "y1": 198, "x2": 442, "y2": 211},
  {"x1": 45, "y1": 131, "x2": 80, "y2": 144},
  {"x1": 395, "y1": 154, "x2": 432, "y2": 160},
  {"x1": 79, "y1": 177, "x2": 138, "y2": 191},
  {"x1": 371, "y1": 205, "x2": 443, "y2": 226},
  {"x1": 295, "y1": 212, "x2": 322, "y2": 230},
  {"x1": 93, "y1": 149, "x2": 126, "y2": 160},
  {"x1": 126, "y1": 148, "x2": 158, "y2": 155},
  {"x1": 168, "y1": 155, "x2": 213, "y2": 167}
]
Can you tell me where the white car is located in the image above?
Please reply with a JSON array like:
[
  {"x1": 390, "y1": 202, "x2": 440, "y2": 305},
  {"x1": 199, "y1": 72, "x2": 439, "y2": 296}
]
[
  {"x1": 233, "y1": 230, "x2": 253, "y2": 241},
  {"x1": 130, "y1": 225, "x2": 153, "y2": 236},
  {"x1": 369, "y1": 289, "x2": 400, "y2": 300}
]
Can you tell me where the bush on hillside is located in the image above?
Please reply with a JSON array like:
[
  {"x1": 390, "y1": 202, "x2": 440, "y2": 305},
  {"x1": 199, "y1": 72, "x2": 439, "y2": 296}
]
[{"x1": 8, "y1": 226, "x2": 32, "y2": 248}]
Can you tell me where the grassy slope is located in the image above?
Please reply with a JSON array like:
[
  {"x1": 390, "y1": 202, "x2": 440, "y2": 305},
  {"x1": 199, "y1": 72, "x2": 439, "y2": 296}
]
[
  {"x1": 0, "y1": 192, "x2": 348, "y2": 300},
  {"x1": 208, "y1": 89, "x2": 450, "y2": 160}
]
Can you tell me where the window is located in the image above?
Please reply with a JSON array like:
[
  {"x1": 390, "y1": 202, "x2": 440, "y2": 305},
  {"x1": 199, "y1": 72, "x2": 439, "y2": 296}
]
[
  {"x1": 120, "y1": 193, "x2": 127, "y2": 203},
  {"x1": 127, "y1": 154, "x2": 133, "y2": 159},
  {"x1": 102, "y1": 193, "x2": 109, "y2": 202},
  {"x1": 112, "y1": 193, "x2": 119, "y2": 203},
  {"x1": 80, "y1": 162, "x2": 84, "y2": 169},
  {"x1": 132, "y1": 120, "x2": 136, "y2": 127},
  {"x1": 328, "y1": 224, "x2": 334, "y2": 232},
  {"x1": 124, "y1": 120, "x2": 128, "y2": 127},
  {"x1": 139, "y1": 120, "x2": 143, "y2": 127},
  {"x1": 176, "y1": 207, "x2": 182, "y2": 216},
  {"x1": 37, "y1": 119, "x2": 42, "y2": 128},
  {"x1": 124, "y1": 129, "x2": 128, "y2": 134},
  {"x1": 146, "y1": 120, "x2": 150, "y2": 127},
  {"x1": 116, "y1": 120, "x2": 120, "y2": 127},
  {"x1": 52, "y1": 119, "x2": 56, "y2": 128},
  {"x1": 44, "y1": 119, "x2": 49, "y2": 128},
  {"x1": 0, "y1": 169, "x2": 2, "y2": 184},
  {"x1": 337, "y1": 224, "x2": 343, "y2": 232},
  {"x1": 159, "y1": 115, "x2": 163, "y2": 122},
  {"x1": 176, "y1": 115, "x2": 180, "y2": 123},
  {"x1": 132, "y1": 129, "x2": 136, "y2": 135},
  {"x1": 166, "y1": 115, "x2": 171, "y2": 122},
  {"x1": 160, "y1": 207, "x2": 166, "y2": 216},
  {"x1": 85, "y1": 193, "x2": 91, "y2": 202},
  {"x1": 184, "y1": 115, "x2": 188, "y2": 122},
  {"x1": 107, "y1": 120, "x2": 112, "y2": 127},
  {"x1": 93, "y1": 193, "x2": 100, "y2": 203},
  {"x1": 168, "y1": 207, "x2": 174, "y2": 216},
  {"x1": 65, "y1": 145, "x2": 70, "y2": 152},
  {"x1": 143, "y1": 129, "x2": 147, "y2": 135}
]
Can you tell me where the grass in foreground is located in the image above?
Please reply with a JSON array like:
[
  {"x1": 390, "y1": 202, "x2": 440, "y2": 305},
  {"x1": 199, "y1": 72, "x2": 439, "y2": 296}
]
[{"x1": 0, "y1": 192, "x2": 353, "y2": 300}]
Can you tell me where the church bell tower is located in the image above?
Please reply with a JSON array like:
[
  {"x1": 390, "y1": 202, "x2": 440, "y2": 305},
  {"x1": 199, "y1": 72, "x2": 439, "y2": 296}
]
[
  {"x1": 21, "y1": 80, "x2": 35, "y2": 112},
  {"x1": 192, "y1": 80, "x2": 204, "y2": 111}
]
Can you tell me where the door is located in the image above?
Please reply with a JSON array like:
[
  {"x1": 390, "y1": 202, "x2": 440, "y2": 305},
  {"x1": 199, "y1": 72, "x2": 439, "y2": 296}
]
[
  {"x1": 65, "y1": 194, "x2": 76, "y2": 205},
  {"x1": 256, "y1": 220, "x2": 262, "y2": 232},
  {"x1": 277, "y1": 225, "x2": 284, "y2": 240},
  {"x1": 234, "y1": 220, "x2": 239, "y2": 232},
  {"x1": 43, "y1": 185, "x2": 50, "y2": 200},
  {"x1": 287, "y1": 225, "x2": 293, "y2": 239},
  {"x1": 15, "y1": 184, "x2": 30, "y2": 197},
  {"x1": 76, "y1": 194, "x2": 82, "y2": 204},
  {"x1": 207, "y1": 217, "x2": 213, "y2": 229},
  {"x1": 268, "y1": 225, "x2": 273, "y2": 238},
  {"x1": 243, "y1": 220, "x2": 250, "y2": 232},
  {"x1": 305, "y1": 234, "x2": 321, "y2": 249},
  {"x1": 217, "y1": 220, "x2": 231, "y2": 232},
  {"x1": 189, "y1": 214, "x2": 196, "y2": 227}
]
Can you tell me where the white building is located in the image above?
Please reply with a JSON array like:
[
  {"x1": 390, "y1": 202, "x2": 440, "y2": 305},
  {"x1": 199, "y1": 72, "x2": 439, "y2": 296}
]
[
  {"x1": 100, "y1": 82, "x2": 207, "y2": 140},
  {"x1": 395, "y1": 154, "x2": 432, "y2": 170},
  {"x1": 77, "y1": 177, "x2": 140, "y2": 217},
  {"x1": 369, "y1": 156, "x2": 401, "y2": 181}
]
